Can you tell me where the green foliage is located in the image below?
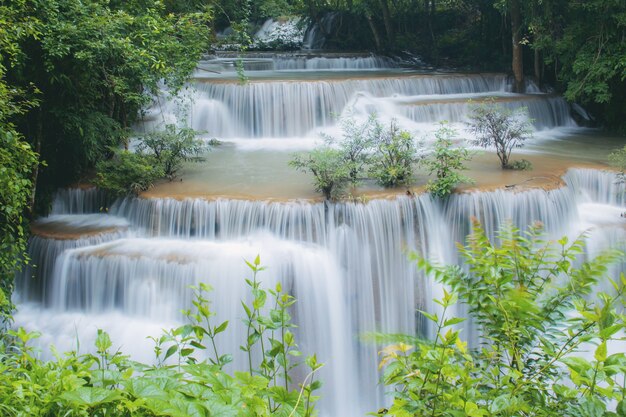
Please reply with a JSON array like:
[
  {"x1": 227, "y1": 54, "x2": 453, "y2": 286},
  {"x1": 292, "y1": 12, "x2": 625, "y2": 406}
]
[
  {"x1": 609, "y1": 145, "x2": 626, "y2": 183},
  {"x1": 2, "y1": 0, "x2": 211, "y2": 207},
  {"x1": 321, "y1": 114, "x2": 378, "y2": 185},
  {"x1": 507, "y1": 158, "x2": 533, "y2": 171},
  {"x1": 139, "y1": 124, "x2": 208, "y2": 178},
  {"x1": 95, "y1": 150, "x2": 164, "y2": 196},
  {"x1": 378, "y1": 220, "x2": 626, "y2": 416},
  {"x1": 368, "y1": 120, "x2": 420, "y2": 188},
  {"x1": 424, "y1": 123, "x2": 473, "y2": 198},
  {"x1": 290, "y1": 146, "x2": 352, "y2": 200},
  {"x1": 0, "y1": 258, "x2": 322, "y2": 416},
  {"x1": 467, "y1": 101, "x2": 533, "y2": 169},
  {"x1": 291, "y1": 117, "x2": 421, "y2": 199},
  {"x1": 0, "y1": 129, "x2": 39, "y2": 323}
]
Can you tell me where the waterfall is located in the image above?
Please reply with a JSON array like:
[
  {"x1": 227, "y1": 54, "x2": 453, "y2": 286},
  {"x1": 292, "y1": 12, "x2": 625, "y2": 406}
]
[
  {"x1": 13, "y1": 45, "x2": 620, "y2": 417},
  {"x1": 302, "y1": 13, "x2": 340, "y2": 50},
  {"x1": 398, "y1": 93, "x2": 575, "y2": 129},
  {"x1": 274, "y1": 55, "x2": 395, "y2": 70},
  {"x1": 189, "y1": 74, "x2": 509, "y2": 137},
  {"x1": 15, "y1": 214, "x2": 130, "y2": 303},
  {"x1": 51, "y1": 187, "x2": 110, "y2": 214},
  {"x1": 18, "y1": 168, "x2": 625, "y2": 416}
]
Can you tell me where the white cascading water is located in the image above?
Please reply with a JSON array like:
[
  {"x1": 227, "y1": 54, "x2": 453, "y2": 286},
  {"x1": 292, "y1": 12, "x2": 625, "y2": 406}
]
[
  {"x1": 15, "y1": 169, "x2": 625, "y2": 416},
  {"x1": 189, "y1": 74, "x2": 512, "y2": 137},
  {"x1": 274, "y1": 55, "x2": 395, "y2": 70},
  {"x1": 13, "y1": 51, "x2": 625, "y2": 417}
]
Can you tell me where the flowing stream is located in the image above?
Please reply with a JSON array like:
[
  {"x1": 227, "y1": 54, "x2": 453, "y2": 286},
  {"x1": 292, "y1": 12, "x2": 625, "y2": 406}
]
[{"x1": 14, "y1": 53, "x2": 626, "y2": 416}]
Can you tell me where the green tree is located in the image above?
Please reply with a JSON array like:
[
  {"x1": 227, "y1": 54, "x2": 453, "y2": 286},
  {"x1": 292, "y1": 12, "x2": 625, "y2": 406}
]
[
  {"x1": 0, "y1": 3, "x2": 41, "y2": 322},
  {"x1": 424, "y1": 123, "x2": 473, "y2": 198},
  {"x1": 377, "y1": 221, "x2": 626, "y2": 416},
  {"x1": 3, "y1": 0, "x2": 211, "y2": 210},
  {"x1": 290, "y1": 146, "x2": 352, "y2": 200},
  {"x1": 139, "y1": 124, "x2": 208, "y2": 178},
  {"x1": 368, "y1": 120, "x2": 420, "y2": 187},
  {"x1": 467, "y1": 101, "x2": 533, "y2": 169}
]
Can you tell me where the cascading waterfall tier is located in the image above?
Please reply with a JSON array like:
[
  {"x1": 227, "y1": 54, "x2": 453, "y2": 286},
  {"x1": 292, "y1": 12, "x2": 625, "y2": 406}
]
[
  {"x1": 16, "y1": 168, "x2": 625, "y2": 417},
  {"x1": 190, "y1": 74, "x2": 510, "y2": 138}
]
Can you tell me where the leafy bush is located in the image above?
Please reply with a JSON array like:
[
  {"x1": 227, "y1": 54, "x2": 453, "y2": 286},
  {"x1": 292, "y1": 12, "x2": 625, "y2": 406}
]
[
  {"x1": 139, "y1": 124, "x2": 208, "y2": 178},
  {"x1": 0, "y1": 257, "x2": 322, "y2": 416},
  {"x1": 95, "y1": 125, "x2": 207, "y2": 196},
  {"x1": 291, "y1": 117, "x2": 421, "y2": 199},
  {"x1": 377, "y1": 221, "x2": 626, "y2": 417},
  {"x1": 467, "y1": 102, "x2": 533, "y2": 169},
  {"x1": 609, "y1": 145, "x2": 626, "y2": 183},
  {"x1": 506, "y1": 158, "x2": 533, "y2": 171},
  {"x1": 321, "y1": 115, "x2": 379, "y2": 185},
  {"x1": 424, "y1": 123, "x2": 473, "y2": 198},
  {"x1": 290, "y1": 146, "x2": 352, "y2": 200},
  {"x1": 95, "y1": 150, "x2": 164, "y2": 196},
  {"x1": 368, "y1": 120, "x2": 420, "y2": 188}
]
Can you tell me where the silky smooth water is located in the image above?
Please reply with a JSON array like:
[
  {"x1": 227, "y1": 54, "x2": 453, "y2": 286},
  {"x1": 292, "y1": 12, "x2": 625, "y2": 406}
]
[{"x1": 14, "y1": 53, "x2": 626, "y2": 417}]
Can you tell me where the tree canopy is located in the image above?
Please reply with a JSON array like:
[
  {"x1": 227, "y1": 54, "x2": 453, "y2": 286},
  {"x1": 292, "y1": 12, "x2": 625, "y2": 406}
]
[{"x1": 2, "y1": 0, "x2": 211, "y2": 210}]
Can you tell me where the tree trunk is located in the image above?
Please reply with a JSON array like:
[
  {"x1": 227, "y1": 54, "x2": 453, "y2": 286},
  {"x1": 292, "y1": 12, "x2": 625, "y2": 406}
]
[
  {"x1": 378, "y1": 0, "x2": 394, "y2": 46},
  {"x1": 365, "y1": 14, "x2": 382, "y2": 51},
  {"x1": 510, "y1": 0, "x2": 524, "y2": 93}
]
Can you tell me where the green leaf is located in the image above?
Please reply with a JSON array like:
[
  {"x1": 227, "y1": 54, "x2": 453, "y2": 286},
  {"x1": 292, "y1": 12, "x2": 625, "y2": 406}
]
[
  {"x1": 419, "y1": 310, "x2": 438, "y2": 323},
  {"x1": 443, "y1": 317, "x2": 466, "y2": 327},
  {"x1": 60, "y1": 387, "x2": 122, "y2": 406},
  {"x1": 214, "y1": 320, "x2": 228, "y2": 335},
  {"x1": 164, "y1": 344, "x2": 178, "y2": 360},
  {"x1": 594, "y1": 341, "x2": 607, "y2": 362}
]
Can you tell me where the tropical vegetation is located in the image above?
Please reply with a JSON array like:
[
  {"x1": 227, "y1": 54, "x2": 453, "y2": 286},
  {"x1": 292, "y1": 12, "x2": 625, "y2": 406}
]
[
  {"x1": 378, "y1": 221, "x2": 626, "y2": 417},
  {"x1": 0, "y1": 257, "x2": 323, "y2": 417}
]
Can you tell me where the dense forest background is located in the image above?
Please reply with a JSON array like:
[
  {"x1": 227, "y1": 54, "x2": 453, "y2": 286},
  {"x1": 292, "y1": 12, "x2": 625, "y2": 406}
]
[{"x1": 1, "y1": 0, "x2": 625, "y2": 304}]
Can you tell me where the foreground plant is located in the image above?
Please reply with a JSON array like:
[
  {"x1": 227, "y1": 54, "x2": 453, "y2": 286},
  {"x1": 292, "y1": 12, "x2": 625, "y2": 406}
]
[
  {"x1": 0, "y1": 257, "x2": 322, "y2": 416},
  {"x1": 378, "y1": 221, "x2": 626, "y2": 416}
]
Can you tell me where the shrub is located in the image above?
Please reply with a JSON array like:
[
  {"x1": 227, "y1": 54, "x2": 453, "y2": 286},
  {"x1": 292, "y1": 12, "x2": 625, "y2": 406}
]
[
  {"x1": 368, "y1": 120, "x2": 420, "y2": 188},
  {"x1": 424, "y1": 123, "x2": 473, "y2": 198},
  {"x1": 609, "y1": 145, "x2": 626, "y2": 183},
  {"x1": 290, "y1": 146, "x2": 352, "y2": 200},
  {"x1": 95, "y1": 150, "x2": 164, "y2": 196},
  {"x1": 506, "y1": 158, "x2": 533, "y2": 170},
  {"x1": 321, "y1": 114, "x2": 378, "y2": 185},
  {"x1": 467, "y1": 102, "x2": 533, "y2": 169},
  {"x1": 377, "y1": 221, "x2": 626, "y2": 417},
  {"x1": 139, "y1": 124, "x2": 207, "y2": 178}
]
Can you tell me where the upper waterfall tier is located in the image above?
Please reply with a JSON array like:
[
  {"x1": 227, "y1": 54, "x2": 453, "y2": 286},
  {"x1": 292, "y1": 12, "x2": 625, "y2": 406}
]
[
  {"x1": 186, "y1": 73, "x2": 513, "y2": 138},
  {"x1": 141, "y1": 71, "x2": 578, "y2": 139},
  {"x1": 273, "y1": 55, "x2": 396, "y2": 70}
]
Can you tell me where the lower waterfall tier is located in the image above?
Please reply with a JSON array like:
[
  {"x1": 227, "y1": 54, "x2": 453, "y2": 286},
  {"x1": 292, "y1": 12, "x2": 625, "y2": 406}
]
[{"x1": 14, "y1": 168, "x2": 626, "y2": 417}]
